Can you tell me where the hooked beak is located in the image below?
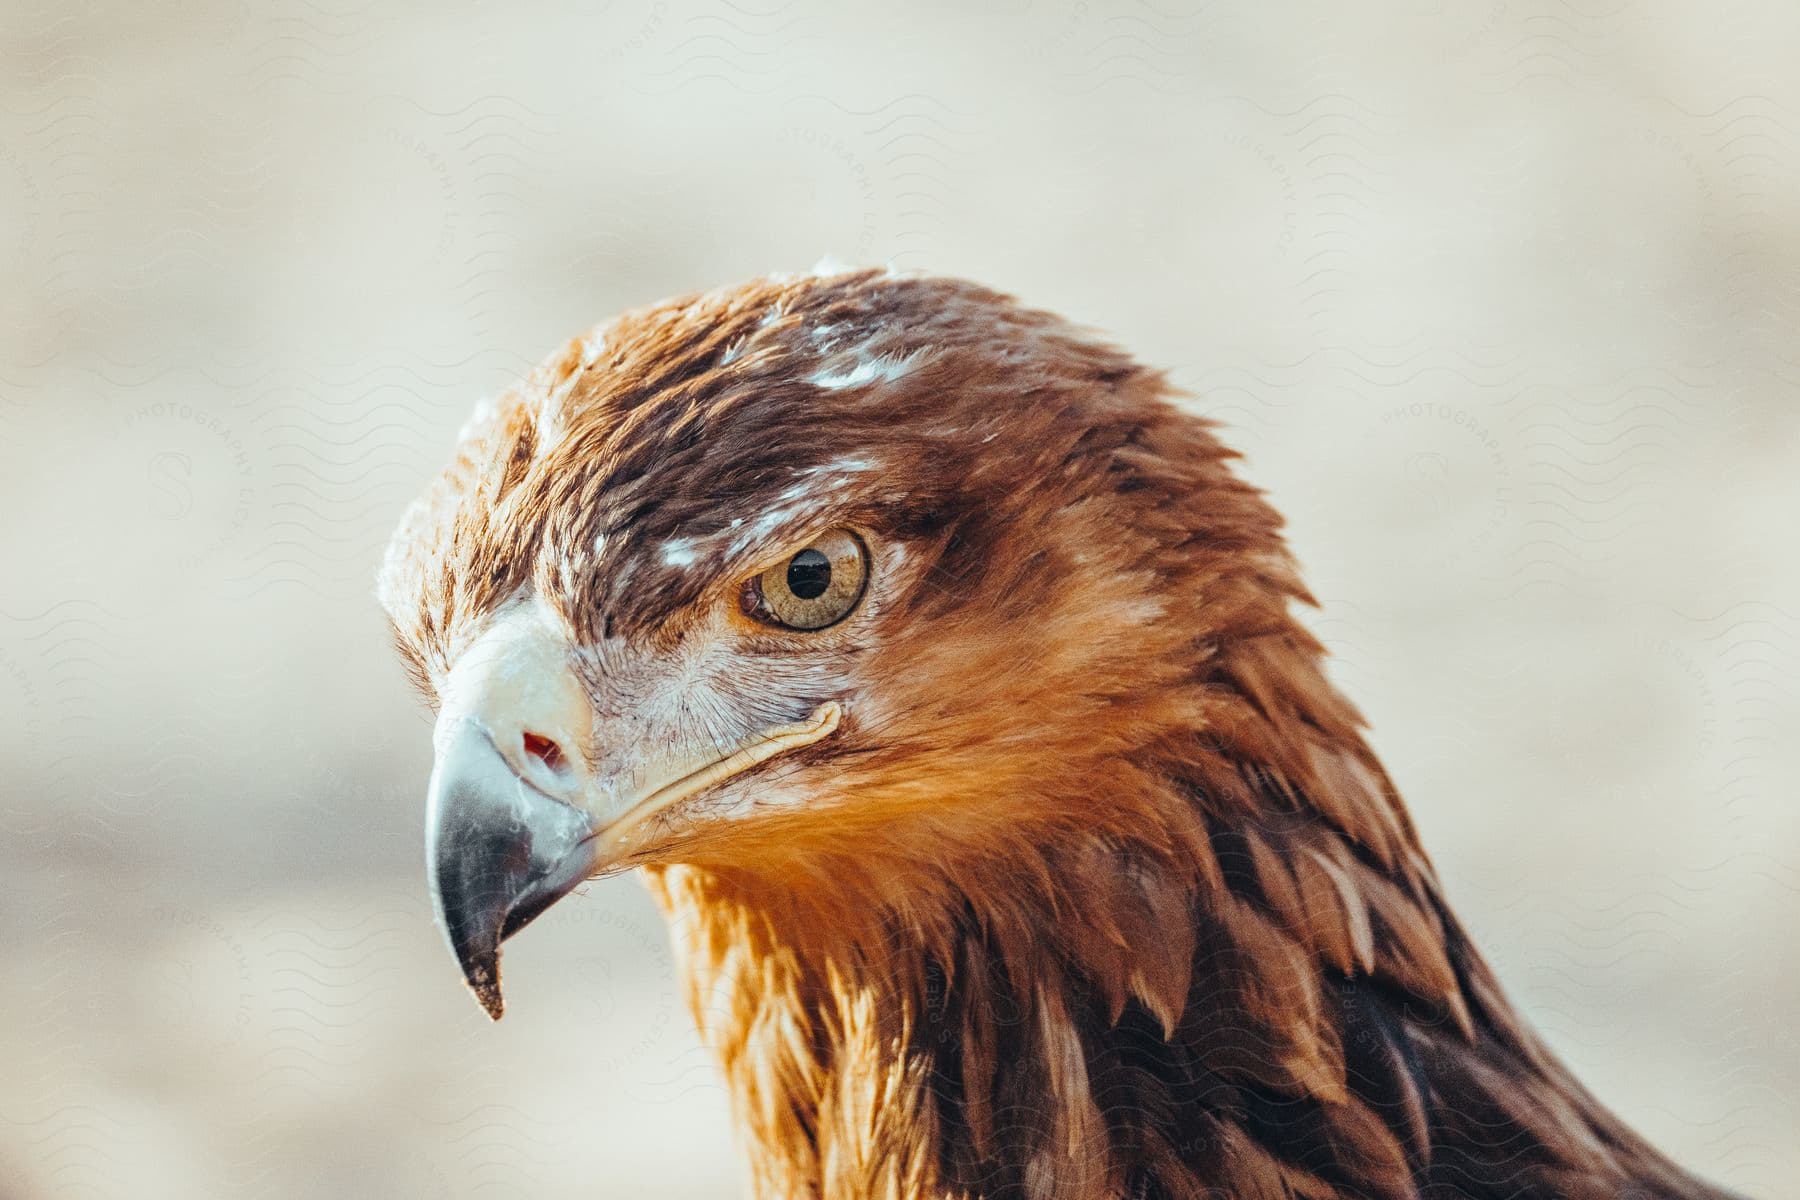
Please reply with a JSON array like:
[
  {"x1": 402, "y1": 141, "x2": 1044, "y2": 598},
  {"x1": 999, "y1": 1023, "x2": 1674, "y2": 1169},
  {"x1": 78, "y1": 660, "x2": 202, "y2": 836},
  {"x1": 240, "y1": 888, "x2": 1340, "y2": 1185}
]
[
  {"x1": 426, "y1": 723, "x2": 598, "y2": 1020},
  {"x1": 421, "y1": 598, "x2": 844, "y2": 1020}
]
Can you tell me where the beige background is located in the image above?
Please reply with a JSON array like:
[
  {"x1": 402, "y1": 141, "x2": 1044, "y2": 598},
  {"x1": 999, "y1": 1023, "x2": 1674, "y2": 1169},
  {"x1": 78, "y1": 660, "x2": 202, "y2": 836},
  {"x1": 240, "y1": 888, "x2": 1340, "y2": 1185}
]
[{"x1": 3, "y1": 1, "x2": 1798, "y2": 1197}]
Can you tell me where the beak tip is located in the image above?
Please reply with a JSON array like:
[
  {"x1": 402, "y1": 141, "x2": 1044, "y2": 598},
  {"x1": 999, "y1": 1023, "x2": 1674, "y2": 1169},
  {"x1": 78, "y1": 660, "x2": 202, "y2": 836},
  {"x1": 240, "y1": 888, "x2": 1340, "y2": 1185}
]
[
  {"x1": 460, "y1": 949, "x2": 506, "y2": 1021},
  {"x1": 430, "y1": 726, "x2": 597, "y2": 1025}
]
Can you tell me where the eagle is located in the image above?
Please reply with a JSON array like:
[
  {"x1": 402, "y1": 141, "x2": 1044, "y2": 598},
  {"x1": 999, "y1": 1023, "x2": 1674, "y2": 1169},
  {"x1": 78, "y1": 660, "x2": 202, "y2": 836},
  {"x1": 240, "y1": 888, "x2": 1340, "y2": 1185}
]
[{"x1": 378, "y1": 268, "x2": 1738, "y2": 1200}]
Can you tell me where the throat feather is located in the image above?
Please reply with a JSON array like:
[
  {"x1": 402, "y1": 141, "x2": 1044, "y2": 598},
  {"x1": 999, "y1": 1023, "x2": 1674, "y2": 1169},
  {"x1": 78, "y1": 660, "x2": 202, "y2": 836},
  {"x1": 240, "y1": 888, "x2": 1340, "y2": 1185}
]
[{"x1": 644, "y1": 732, "x2": 1729, "y2": 1200}]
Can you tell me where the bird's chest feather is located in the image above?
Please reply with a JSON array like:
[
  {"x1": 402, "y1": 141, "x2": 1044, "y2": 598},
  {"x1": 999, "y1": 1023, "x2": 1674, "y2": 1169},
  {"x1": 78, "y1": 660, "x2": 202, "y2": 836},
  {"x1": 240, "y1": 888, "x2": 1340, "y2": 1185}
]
[
  {"x1": 641, "y1": 828, "x2": 1732, "y2": 1200},
  {"x1": 646, "y1": 863, "x2": 1181, "y2": 1200}
]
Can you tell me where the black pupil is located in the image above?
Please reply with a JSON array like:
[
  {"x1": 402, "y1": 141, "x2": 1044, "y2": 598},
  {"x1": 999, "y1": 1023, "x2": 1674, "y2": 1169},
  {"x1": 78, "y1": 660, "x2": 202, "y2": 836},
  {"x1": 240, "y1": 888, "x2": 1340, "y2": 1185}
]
[{"x1": 786, "y1": 549, "x2": 832, "y2": 600}]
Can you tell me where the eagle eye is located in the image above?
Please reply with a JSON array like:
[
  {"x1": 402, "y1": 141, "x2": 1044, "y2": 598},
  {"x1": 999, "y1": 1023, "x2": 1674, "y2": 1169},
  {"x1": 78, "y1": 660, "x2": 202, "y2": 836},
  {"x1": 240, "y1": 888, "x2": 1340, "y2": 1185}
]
[{"x1": 743, "y1": 529, "x2": 868, "y2": 630}]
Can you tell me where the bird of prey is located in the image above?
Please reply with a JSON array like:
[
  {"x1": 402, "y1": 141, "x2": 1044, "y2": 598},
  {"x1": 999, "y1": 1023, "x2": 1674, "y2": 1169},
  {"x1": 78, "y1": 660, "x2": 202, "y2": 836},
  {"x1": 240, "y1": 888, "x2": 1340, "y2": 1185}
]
[{"x1": 379, "y1": 269, "x2": 1738, "y2": 1200}]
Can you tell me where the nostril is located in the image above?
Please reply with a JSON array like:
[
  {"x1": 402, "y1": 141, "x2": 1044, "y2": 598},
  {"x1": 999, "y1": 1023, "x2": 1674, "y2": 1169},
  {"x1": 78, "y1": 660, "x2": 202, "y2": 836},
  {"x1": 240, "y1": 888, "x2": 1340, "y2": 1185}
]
[{"x1": 521, "y1": 731, "x2": 566, "y2": 773}]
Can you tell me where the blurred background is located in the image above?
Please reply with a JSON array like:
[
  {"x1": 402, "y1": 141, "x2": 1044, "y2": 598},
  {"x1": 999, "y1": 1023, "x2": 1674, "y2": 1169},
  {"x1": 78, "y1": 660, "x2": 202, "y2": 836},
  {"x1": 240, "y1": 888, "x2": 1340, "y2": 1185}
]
[{"x1": 3, "y1": 1, "x2": 1798, "y2": 1196}]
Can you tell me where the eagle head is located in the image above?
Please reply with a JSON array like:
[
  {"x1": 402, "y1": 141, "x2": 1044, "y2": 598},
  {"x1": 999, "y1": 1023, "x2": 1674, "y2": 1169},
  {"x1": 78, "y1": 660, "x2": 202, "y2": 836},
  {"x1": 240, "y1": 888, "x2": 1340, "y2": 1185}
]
[
  {"x1": 379, "y1": 270, "x2": 1734, "y2": 1200},
  {"x1": 379, "y1": 269, "x2": 1290, "y2": 1019}
]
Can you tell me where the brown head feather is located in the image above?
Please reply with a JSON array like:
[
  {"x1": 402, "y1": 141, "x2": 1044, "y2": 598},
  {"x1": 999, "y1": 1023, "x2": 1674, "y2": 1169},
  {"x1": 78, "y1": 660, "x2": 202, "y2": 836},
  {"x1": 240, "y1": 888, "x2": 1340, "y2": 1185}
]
[{"x1": 382, "y1": 269, "x2": 1737, "y2": 1200}]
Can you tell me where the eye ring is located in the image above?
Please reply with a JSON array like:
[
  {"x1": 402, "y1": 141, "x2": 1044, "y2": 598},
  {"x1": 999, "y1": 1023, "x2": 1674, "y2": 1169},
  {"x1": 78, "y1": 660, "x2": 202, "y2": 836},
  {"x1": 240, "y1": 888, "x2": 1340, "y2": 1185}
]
[{"x1": 742, "y1": 529, "x2": 869, "y2": 631}]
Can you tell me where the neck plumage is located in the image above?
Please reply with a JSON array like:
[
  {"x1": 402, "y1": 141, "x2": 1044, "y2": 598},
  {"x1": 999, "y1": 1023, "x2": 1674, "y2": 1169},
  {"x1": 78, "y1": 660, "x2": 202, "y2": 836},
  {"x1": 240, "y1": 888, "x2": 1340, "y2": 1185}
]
[{"x1": 646, "y1": 630, "x2": 1729, "y2": 1200}]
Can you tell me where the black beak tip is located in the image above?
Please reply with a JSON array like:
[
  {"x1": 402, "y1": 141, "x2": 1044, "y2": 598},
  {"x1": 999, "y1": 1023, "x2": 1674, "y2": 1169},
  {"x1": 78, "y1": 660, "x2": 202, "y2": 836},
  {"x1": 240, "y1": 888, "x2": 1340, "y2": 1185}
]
[
  {"x1": 438, "y1": 882, "x2": 576, "y2": 1021},
  {"x1": 432, "y1": 869, "x2": 511, "y2": 1020},
  {"x1": 460, "y1": 947, "x2": 506, "y2": 1021},
  {"x1": 428, "y1": 729, "x2": 599, "y2": 1022}
]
